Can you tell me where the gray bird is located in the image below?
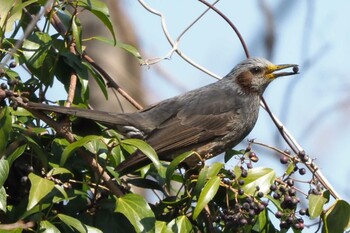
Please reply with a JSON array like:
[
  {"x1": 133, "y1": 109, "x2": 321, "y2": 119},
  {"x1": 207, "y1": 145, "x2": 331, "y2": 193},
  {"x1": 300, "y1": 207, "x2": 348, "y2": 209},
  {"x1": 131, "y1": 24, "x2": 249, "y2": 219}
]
[{"x1": 26, "y1": 58, "x2": 298, "y2": 175}]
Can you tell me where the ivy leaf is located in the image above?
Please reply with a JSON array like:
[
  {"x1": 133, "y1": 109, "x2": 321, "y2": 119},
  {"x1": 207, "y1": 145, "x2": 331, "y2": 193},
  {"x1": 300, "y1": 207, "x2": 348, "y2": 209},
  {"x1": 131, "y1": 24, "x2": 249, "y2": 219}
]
[
  {"x1": 0, "y1": 107, "x2": 12, "y2": 153},
  {"x1": 122, "y1": 139, "x2": 160, "y2": 171},
  {"x1": 57, "y1": 213, "x2": 103, "y2": 233},
  {"x1": 309, "y1": 193, "x2": 328, "y2": 219},
  {"x1": 0, "y1": 187, "x2": 7, "y2": 212},
  {"x1": 193, "y1": 176, "x2": 220, "y2": 220},
  {"x1": 0, "y1": 158, "x2": 9, "y2": 188},
  {"x1": 39, "y1": 220, "x2": 60, "y2": 233},
  {"x1": 165, "y1": 151, "x2": 194, "y2": 188},
  {"x1": 242, "y1": 167, "x2": 275, "y2": 195},
  {"x1": 115, "y1": 193, "x2": 155, "y2": 232},
  {"x1": 322, "y1": 199, "x2": 350, "y2": 233},
  {"x1": 167, "y1": 216, "x2": 193, "y2": 233},
  {"x1": 27, "y1": 173, "x2": 55, "y2": 210},
  {"x1": 61, "y1": 135, "x2": 103, "y2": 166}
]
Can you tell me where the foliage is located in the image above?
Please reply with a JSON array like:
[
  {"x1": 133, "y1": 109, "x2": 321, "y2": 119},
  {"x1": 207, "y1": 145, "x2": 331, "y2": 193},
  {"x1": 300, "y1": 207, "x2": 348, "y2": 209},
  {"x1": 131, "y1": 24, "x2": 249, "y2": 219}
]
[{"x1": 0, "y1": 0, "x2": 349, "y2": 232}]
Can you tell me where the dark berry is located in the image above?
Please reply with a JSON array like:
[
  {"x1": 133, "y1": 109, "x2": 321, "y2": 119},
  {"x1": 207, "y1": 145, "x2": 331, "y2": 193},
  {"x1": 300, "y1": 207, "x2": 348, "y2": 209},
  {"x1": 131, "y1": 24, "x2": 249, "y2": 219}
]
[
  {"x1": 258, "y1": 204, "x2": 265, "y2": 212},
  {"x1": 9, "y1": 61, "x2": 17, "y2": 68},
  {"x1": 284, "y1": 195, "x2": 292, "y2": 204},
  {"x1": 242, "y1": 202, "x2": 250, "y2": 210},
  {"x1": 238, "y1": 189, "x2": 244, "y2": 195},
  {"x1": 280, "y1": 220, "x2": 289, "y2": 229},
  {"x1": 299, "y1": 209, "x2": 307, "y2": 216},
  {"x1": 286, "y1": 179, "x2": 294, "y2": 187},
  {"x1": 0, "y1": 83, "x2": 7, "y2": 90},
  {"x1": 284, "y1": 149, "x2": 291, "y2": 155},
  {"x1": 257, "y1": 191, "x2": 264, "y2": 198},
  {"x1": 273, "y1": 192, "x2": 281, "y2": 199},
  {"x1": 275, "y1": 211, "x2": 283, "y2": 219},
  {"x1": 280, "y1": 156, "x2": 289, "y2": 164},
  {"x1": 279, "y1": 186, "x2": 286, "y2": 194},
  {"x1": 239, "y1": 217, "x2": 248, "y2": 226},
  {"x1": 238, "y1": 180, "x2": 245, "y2": 186},
  {"x1": 293, "y1": 66, "x2": 299, "y2": 74},
  {"x1": 287, "y1": 216, "x2": 294, "y2": 224},
  {"x1": 299, "y1": 168, "x2": 306, "y2": 175},
  {"x1": 294, "y1": 223, "x2": 304, "y2": 230},
  {"x1": 249, "y1": 152, "x2": 259, "y2": 162},
  {"x1": 249, "y1": 209, "x2": 255, "y2": 217},
  {"x1": 241, "y1": 169, "x2": 248, "y2": 178},
  {"x1": 270, "y1": 184, "x2": 277, "y2": 191},
  {"x1": 288, "y1": 188, "x2": 296, "y2": 196}
]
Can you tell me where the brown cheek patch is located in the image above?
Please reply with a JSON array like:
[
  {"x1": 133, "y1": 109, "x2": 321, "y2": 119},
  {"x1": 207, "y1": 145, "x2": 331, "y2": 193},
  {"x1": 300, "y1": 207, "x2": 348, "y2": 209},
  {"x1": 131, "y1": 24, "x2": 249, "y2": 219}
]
[{"x1": 236, "y1": 71, "x2": 253, "y2": 91}]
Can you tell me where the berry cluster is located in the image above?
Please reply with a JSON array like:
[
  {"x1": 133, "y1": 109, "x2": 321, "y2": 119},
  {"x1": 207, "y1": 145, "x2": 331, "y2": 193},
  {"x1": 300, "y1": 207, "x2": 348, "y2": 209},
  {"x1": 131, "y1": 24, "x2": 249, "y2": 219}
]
[
  {"x1": 219, "y1": 196, "x2": 267, "y2": 231},
  {"x1": 270, "y1": 182, "x2": 305, "y2": 230}
]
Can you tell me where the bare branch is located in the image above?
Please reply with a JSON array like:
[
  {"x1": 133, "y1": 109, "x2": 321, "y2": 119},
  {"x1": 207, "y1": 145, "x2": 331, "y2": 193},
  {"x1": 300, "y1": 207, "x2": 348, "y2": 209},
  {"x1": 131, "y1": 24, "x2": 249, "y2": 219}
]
[{"x1": 138, "y1": 0, "x2": 222, "y2": 79}]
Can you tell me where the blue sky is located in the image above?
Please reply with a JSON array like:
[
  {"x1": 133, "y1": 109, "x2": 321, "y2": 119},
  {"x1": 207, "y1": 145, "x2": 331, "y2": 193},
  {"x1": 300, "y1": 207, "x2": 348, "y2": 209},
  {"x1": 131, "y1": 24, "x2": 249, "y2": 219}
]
[{"x1": 123, "y1": 0, "x2": 350, "y2": 203}]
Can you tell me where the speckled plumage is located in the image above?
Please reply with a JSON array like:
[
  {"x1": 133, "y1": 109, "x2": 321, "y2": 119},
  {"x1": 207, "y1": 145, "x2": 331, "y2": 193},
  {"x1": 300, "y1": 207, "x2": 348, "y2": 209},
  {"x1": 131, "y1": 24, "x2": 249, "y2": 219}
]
[{"x1": 27, "y1": 58, "x2": 298, "y2": 174}]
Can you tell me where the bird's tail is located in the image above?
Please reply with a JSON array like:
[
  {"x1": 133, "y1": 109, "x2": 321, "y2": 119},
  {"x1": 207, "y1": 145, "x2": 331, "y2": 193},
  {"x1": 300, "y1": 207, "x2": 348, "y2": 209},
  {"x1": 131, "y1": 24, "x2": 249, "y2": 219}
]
[{"x1": 26, "y1": 102, "x2": 132, "y2": 127}]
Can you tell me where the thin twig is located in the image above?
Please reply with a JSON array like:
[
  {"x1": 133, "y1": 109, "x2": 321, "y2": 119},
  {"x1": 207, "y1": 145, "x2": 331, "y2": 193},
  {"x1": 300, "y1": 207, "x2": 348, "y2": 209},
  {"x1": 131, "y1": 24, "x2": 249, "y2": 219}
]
[
  {"x1": 138, "y1": 0, "x2": 222, "y2": 79},
  {"x1": 66, "y1": 43, "x2": 78, "y2": 107}
]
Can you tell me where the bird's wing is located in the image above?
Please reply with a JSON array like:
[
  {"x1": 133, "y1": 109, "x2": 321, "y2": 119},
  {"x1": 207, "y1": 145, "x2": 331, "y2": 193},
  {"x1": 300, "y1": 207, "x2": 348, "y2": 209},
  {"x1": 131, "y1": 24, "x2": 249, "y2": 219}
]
[{"x1": 146, "y1": 86, "x2": 244, "y2": 153}]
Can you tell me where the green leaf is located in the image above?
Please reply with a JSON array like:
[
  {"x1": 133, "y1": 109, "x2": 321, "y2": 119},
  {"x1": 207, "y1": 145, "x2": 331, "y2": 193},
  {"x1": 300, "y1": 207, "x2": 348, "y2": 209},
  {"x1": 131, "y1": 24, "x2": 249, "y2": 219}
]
[
  {"x1": 115, "y1": 193, "x2": 155, "y2": 232},
  {"x1": 165, "y1": 151, "x2": 194, "y2": 188},
  {"x1": 116, "y1": 41, "x2": 142, "y2": 60},
  {"x1": 39, "y1": 220, "x2": 60, "y2": 233},
  {"x1": 309, "y1": 193, "x2": 328, "y2": 219},
  {"x1": 27, "y1": 173, "x2": 55, "y2": 210},
  {"x1": 0, "y1": 186, "x2": 7, "y2": 212},
  {"x1": 0, "y1": 0, "x2": 36, "y2": 32},
  {"x1": 122, "y1": 139, "x2": 160, "y2": 171},
  {"x1": 22, "y1": 134, "x2": 48, "y2": 169},
  {"x1": 22, "y1": 32, "x2": 52, "y2": 69},
  {"x1": 57, "y1": 214, "x2": 89, "y2": 233},
  {"x1": 193, "y1": 163, "x2": 223, "y2": 198},
  {"x1": 77, "y1": 0, "x2": 116, "y2": 44},
  {"x1": 207, "y1": 162, "x2": 224, "y2": 178},
  {"x1": 193, "y1": 166, "x2": 208, "y2": 197},
  {"x1": 47, "y1": 167, "x2": 73, "y2": 177},
  {"x1": 322, "y1": 200, "x2": 350, "y2": 233},
  {"x1": 241, "y1": 167, "x2": 275, "y2": 195},
  {"x1": 285, "y1": 161, "x2": 295, "y2": 175},
  {"x1": 6, "y1": 143, "x2": 26, "y2": 166},
  {"x1": 0, "y1": 158, "x2": 9, "y2": 188},
  {"x1": 224, "y1": 149, "x2": 243, "y2": 162},
  {"x1": 155, "y1": 221, "x2": 172, "y2": 233},
  {"x1": 167, "y1": 216, "x2": 193, "y2": 233},
  {"x1": 253, "y1": 208, "x2": 276, "y2": 233},
  {"x1": 72, "y1": 15, "x2": 82, "y2": 54},
  {"x1": 193, "y1": 176, "x2": 220, "y2": 220},
  {"x1": 61, "y1": 135, "x2": 102, "y2": 166},
  {"x1": 0, "y1": 107, "x2": 12, "y2": 153}
]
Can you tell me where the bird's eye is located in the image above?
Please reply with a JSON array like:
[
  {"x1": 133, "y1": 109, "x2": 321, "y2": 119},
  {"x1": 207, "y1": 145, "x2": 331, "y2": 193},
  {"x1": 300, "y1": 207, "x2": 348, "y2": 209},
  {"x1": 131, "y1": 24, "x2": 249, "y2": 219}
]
[{"x1": 250, "y1": 67, "x2": 263, "y2": 74}]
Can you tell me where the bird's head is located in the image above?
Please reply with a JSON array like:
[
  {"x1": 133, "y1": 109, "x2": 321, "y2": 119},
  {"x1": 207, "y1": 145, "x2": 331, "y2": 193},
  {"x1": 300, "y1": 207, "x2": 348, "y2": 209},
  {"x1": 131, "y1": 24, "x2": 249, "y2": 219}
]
[{"x1": 228, "y1": 57, "x2": 298, "y2": 95}]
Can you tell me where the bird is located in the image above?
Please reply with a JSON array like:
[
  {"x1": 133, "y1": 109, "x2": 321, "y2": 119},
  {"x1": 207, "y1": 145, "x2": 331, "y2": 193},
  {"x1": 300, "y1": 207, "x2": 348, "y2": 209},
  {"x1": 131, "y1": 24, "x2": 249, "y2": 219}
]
[{"x1": 26, "y1": 57, "x2": 298, "y2": 175}]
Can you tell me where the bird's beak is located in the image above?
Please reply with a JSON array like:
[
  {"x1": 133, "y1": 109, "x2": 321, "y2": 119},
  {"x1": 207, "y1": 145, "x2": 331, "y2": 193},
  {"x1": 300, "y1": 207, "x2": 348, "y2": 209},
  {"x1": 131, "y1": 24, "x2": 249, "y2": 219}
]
[{"x1": 267, "y1": 64, "x2": 299, "y2": 79}]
